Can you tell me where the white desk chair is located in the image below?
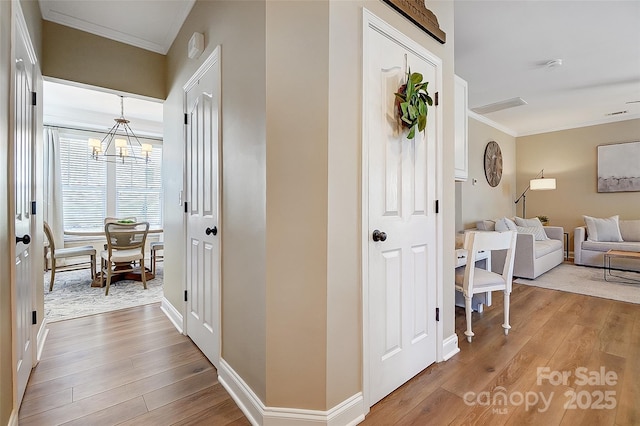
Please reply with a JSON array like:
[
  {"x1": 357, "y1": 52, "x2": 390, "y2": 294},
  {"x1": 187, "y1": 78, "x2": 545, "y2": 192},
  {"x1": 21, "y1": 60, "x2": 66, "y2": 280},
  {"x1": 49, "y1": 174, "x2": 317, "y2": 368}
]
[{"x1": 455, "y1": 230, "x2": 517, "y2": 342}]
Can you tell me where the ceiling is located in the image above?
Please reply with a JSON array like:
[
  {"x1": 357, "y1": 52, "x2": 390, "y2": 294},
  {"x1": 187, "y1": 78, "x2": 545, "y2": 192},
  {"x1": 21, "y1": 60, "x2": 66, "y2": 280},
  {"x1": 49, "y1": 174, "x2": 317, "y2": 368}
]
[
  {"x1": 40, "y1": 0, "x2": 640, "y2": 137},
  {"x1": 455, "y1": 1, "x2": 640, "y2": 136},
  {"x1": 39, "y1": 0, "x2": 195, "y2": 54},
  {"x1": 43, "y1": 80, "x2": 164, "y2": 137}
]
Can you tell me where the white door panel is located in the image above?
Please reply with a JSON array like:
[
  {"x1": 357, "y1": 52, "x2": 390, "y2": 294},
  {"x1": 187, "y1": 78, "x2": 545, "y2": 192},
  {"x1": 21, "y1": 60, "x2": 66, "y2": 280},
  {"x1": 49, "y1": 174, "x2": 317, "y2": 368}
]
[
  {"x1": 13, "y1": 7, "x2": 36, "y2": 405},
  {"x1": 365, "y1": 15, "x2": 440, "y2": 405},
  {"x1": 184, "y1": 48, "x2": 221, "y2": 368}
]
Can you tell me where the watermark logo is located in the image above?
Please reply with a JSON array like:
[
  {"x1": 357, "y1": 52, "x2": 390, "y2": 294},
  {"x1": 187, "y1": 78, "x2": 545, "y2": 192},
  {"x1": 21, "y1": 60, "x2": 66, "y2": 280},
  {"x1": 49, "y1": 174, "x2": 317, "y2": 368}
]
[{"x1": 462, "y1": 366, "x2": 618, "y2": 414}]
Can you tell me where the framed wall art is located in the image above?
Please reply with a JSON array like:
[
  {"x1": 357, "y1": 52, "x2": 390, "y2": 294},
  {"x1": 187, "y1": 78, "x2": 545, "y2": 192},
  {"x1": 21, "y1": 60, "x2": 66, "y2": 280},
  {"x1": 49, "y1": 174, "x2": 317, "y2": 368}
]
[{"x1": 597, "y1": 141, "x2": 640, "y2": 193}]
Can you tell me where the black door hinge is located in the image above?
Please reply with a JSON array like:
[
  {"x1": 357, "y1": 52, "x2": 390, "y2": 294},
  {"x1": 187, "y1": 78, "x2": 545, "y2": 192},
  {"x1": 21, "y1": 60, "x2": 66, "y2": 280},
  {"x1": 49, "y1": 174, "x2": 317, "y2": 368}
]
[
  {"x1": 32, "y1": 310, "x2": 37, "y2": 325},
  {"x1": 184, "y1": 290, "x2": 188, "y2": 302},
  {"x1": 184, "y1": 113, "x2": 188, "y2": 125},
  {"x1": 31, "y1": 91, "x2": 37, "y2": 106},
  {"x1": 435, "y1": 199, "x2": 439, "y2": 214},
  {"x1": 434, "y1": 92, "x2": 439, "y2": 106},
  {"x1": 31, "y1": 201, "x2": 36, "y2": 215},
  {"x1": 435, "y1": 307, "x2": 440, "y2": 322},
  {"x1": 184, "y1": 202, "x2": 188, "y2": 213}
]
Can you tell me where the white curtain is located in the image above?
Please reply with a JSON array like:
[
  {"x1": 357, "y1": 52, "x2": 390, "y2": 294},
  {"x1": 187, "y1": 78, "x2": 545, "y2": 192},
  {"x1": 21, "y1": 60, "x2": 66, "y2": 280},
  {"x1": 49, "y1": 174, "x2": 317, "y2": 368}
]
[{"x1": 43, "y1": 127, "x2": 64, "y2": 249}]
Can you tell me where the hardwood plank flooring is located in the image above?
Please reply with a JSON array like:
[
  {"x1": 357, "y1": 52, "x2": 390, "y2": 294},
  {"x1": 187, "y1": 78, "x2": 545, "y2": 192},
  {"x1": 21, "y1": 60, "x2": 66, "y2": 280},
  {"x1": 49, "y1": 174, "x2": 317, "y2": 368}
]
[
  {"x1": 364, "y1": 283, "x2": 640, "y2": 425},
  {"x1": 20, "y1": 282, "x2": 640, "y2": 425},
  {"x1": 19, "y1": 303, "x2": 248, "y2": 426}
]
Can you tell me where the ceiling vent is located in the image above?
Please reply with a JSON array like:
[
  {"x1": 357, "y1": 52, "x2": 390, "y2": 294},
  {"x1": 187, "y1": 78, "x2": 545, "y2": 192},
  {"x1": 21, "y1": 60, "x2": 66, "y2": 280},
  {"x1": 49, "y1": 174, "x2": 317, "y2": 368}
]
[
  {"x1": 471, "y1": 97, "x2": 528, "y2": 115},
  {"x1": 605, "y1": 110, "x2": 628, "y2": 116}
]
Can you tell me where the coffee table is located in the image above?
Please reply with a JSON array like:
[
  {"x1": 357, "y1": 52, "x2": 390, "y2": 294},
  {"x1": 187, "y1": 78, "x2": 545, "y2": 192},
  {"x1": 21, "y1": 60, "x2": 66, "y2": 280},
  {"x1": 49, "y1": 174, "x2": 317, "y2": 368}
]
[{"x1": 603, "y1": 250, "x2": 640, "y2": 284}]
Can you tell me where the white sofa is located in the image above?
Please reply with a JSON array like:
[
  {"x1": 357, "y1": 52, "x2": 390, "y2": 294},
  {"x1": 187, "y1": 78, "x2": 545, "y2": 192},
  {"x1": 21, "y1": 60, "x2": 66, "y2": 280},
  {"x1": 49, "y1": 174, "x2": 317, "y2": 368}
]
[
  {"x1": 574, "y1": 219, "x2": 640, "y2": 272},
  {"x1": 473, "y1": 218, "x2": 565, "y2": 279},
  {"x1": 493, "y1": 226, "x2": 564, "y2": 279}
]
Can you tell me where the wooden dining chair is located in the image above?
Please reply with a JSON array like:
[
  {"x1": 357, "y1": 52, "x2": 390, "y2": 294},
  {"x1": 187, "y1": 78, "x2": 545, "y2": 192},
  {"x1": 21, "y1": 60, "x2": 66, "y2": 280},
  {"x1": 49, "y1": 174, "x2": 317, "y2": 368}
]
[
  {"x1": 455, "y1": 230, "x2": 517, "y2": 342},
  {"x1": 43, "y1": 221, "x2": 96, "y2": 291},
  {"x1": 101, "y1": 221, "x2": 149, "y2": 295}
]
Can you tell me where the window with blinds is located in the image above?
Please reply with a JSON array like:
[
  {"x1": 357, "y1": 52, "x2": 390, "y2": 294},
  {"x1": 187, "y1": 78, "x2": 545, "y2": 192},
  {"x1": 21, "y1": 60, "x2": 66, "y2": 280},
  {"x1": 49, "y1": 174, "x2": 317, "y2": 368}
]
[
  {"x1": 59, "y1": 131, "x2": 163, "y2": 231},
  {"x1": 116, "y1": 145, "x2": 163, "y2": 226}
]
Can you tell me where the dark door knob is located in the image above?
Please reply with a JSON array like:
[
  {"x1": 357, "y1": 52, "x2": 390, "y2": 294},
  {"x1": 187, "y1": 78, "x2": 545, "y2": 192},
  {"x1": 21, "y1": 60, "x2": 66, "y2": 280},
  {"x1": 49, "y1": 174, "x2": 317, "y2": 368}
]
[
  {"x1": 372, "y1": 230, "x2": 387, "y2": 242},
  {"x1": 205, "y1": 226, "x2": 218, "y2": 236},
  {"x1": 16, "y1": 234, "x2": 31, "y2": 245}
]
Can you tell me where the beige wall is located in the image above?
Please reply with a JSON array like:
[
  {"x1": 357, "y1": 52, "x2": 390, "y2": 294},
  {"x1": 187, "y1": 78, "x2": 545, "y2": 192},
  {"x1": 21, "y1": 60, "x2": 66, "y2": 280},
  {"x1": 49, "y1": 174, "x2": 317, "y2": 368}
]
[
  {"x1": 516, "y1": 119, "x2": 640, "y2": 250},
  {"x1": 42, "y1": 21, "x2": 166, "y2": 100},
  {"x1": 265, "y1": 0, "x2": 330, "y2": 408},
  {"x1": 457, "y1": 116, "x2": 517, "y2": 230},
  {"x1": 165, "y1": 0, "x2": 268, "y2": 402}
]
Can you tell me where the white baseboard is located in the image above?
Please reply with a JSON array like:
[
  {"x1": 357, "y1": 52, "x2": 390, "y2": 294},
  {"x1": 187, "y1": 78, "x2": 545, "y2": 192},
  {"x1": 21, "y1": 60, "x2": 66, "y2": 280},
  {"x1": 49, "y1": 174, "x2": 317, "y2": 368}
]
[
  {"x1": 8, "y1": 409, "x2": 18, "y2": 426},
  {"x1": 160, "y1": 297, "x2": 183, "y2": 334},
  {"x1": 36, "y1": 318, "x2": 49, "y2": 363},
  {"x1": 218, "y1": 358, "x2": 366, "y2": 426},
  {"x1": 442, "y1": 333, "x2": 460, "y2": 361}
]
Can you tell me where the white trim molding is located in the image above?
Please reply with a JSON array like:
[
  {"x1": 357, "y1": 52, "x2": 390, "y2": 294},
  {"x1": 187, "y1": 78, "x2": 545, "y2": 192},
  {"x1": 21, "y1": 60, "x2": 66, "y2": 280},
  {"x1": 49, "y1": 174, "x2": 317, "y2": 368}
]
[
  {"x1": 8, "y1": 409, "x2": 18, "y2": 426},
  {"x1": 160, "y1": 297, "x2": 184, "y2": 334},
  {"x1": 218, "y1": 359, "x2": 366, "y2": 426},
  {"x1": 467, "y1": 111, "x2": 518, "y2": 137},
  {"x1": 36, "y1": 319, "x2": 49, "y2": 363},
  {"x1": 442, "y1": 333, "x2": 460, "y2": 361}
]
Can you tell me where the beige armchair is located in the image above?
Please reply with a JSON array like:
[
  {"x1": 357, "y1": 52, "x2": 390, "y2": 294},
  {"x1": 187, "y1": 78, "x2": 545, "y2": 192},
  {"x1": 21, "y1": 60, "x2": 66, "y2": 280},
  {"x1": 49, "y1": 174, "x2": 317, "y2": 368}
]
[
  {"x1": 44, "y1": 221, "x2": 96, "y2": 291},
  {"x1": 100, "y1": 221, "x2": 149, "y2": 295}
]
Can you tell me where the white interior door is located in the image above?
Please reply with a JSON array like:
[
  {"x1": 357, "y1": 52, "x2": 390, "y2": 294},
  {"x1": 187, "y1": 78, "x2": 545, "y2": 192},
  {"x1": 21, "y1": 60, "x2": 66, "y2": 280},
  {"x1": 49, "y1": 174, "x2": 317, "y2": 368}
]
[
  {"x1": 13, "y1": 7, "x2": 36, "y2": 405},
  {"x1": 364, "y1": 13, "x2": 441, "y2": 406},
  {"x1": 184, "y1": 48, "x2": 221, "y2": 368}
]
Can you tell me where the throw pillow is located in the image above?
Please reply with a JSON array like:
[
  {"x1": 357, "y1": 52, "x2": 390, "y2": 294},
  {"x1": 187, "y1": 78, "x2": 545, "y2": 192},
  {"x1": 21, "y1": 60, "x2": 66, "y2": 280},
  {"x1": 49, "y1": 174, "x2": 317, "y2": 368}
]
[
  {"x1": 619, "y1": 220, "x2": 640, "y2": 242},
  {"x1": 583, "y1": 215, "x2": 623, "y2": 242},
  {"x1": 516, "y1": 225, "x2": 548, "y2": 241},
  {"x1": 514, "y1": 216, "x2": 544, "y2": 228},
  {"x1": 495, "y1": 217, "x2": 517, "y2": 232},
  {"x1": 476, "y1": 220, "x2": 496, "y2": 231}
]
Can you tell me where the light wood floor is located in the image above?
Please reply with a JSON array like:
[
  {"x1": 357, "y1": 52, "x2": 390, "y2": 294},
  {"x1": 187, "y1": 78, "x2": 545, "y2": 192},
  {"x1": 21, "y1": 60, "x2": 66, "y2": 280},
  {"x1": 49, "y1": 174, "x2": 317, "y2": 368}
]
[
  {"x1": 19, "y1": 303, "x2": 249, "y2": 426},
  {"x1": 363, "y1": 282, "x2": 640, "y2": 425},
  {"x1": 20, "y1": 283, "x2": 640, "y2": 425}
]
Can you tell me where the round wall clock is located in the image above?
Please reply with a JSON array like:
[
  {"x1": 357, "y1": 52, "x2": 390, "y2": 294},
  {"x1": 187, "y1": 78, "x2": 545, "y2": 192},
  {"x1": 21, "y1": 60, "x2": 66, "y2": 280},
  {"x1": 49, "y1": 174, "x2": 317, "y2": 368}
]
[{"x1": 484, "y1": 141, "x2": 503, "y2": 187}]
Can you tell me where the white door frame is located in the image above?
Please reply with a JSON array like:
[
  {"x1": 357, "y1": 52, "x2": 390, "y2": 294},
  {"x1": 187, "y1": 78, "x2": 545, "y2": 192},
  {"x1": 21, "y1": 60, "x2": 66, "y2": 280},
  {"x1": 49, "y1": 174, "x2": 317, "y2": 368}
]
[
  {"x1": 182, "y1": 47, "x2": 222, "y2": 367},
  {"x1": 361, "y1": 8, "x2": 444, "y2": 410}
]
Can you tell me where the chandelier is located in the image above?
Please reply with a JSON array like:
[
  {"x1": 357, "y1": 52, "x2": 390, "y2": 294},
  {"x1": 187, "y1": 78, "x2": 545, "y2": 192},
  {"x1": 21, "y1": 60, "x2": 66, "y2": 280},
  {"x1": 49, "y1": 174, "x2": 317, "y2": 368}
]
[{"x1": 88, "y1": 95, "x2": 152, "y2": 163}]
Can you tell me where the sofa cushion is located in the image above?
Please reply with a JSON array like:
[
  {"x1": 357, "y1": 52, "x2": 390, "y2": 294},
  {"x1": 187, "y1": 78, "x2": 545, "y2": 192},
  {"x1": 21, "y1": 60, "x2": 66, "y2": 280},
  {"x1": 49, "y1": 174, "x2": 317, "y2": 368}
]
[
  {"x1": 583, "y1": 215, "x2": 623, "y2": 242},
  {"x1": 515, "y1": 216, "x2": 544, "y2": 228},
  {"x1": 495, "y1": 217, "x2": 517, "y2": 232},
  {"x1": 476, "y1": 220, "x2": 496, "y2": 231},
  {"x1": 582, "y1": 241, "x2": 640, "y2": 253},
  {"x1": 620, "y1": 220, "x2": 640, "y2": 242},
  {"x1": 516, "y1": 225, "x2": 549, "y2": 241},
  {"x1": 534, "y1": 239, "x2": 563, "y2": 258}
]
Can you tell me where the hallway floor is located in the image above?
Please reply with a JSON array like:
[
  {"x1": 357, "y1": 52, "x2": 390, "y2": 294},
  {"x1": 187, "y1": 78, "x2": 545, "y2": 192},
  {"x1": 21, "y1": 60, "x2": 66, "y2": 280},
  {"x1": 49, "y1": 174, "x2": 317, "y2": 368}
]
[{"x1": 19, "y1": 303, "x2": 248, "y2": 425}]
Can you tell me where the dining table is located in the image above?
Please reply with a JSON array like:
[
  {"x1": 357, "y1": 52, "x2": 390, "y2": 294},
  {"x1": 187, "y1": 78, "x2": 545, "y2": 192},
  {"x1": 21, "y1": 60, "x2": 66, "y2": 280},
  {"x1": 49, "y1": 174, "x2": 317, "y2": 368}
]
[{"x1": 65, "y1": 227, "x2": 163, "y2": 287}]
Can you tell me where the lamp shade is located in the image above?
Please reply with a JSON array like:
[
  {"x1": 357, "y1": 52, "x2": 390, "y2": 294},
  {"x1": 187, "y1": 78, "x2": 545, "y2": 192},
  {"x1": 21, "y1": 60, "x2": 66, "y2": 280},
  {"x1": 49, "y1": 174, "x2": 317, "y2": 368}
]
[{"x1": 530, "y1": 177, "x2": 556, "y2": 191}]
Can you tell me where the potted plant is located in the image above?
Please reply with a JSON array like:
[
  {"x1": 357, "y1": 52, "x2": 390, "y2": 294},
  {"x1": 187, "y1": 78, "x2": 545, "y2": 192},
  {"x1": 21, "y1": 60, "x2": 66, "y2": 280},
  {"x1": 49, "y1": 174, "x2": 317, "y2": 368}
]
[
  {"x1": 394, "y1": 69, "x2": 433, "y2": 139},
  {"x1": 536, "y1": 215, "x2": 549, "y2": 226}
]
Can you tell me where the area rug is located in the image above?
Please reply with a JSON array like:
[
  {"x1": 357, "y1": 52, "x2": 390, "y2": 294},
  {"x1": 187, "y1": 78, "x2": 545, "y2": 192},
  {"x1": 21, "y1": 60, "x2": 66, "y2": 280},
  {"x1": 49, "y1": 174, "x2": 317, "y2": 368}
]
[
  {"x1": 514, "y1": 263, "x2": 640, "y2": 304},
  {"x1": 44, "y1": 264, "x2": 163, "y2": 322}
]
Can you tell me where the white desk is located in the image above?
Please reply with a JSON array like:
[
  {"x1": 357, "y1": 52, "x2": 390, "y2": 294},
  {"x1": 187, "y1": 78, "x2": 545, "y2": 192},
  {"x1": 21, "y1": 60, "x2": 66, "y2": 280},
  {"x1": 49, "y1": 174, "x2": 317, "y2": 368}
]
[{"x1": 455, "y1": 249, "x2": 492, "y2": 313}]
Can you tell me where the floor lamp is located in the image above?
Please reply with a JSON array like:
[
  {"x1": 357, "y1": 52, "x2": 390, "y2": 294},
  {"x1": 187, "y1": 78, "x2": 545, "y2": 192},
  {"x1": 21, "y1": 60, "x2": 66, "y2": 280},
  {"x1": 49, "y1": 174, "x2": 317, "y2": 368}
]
[{"x1": 514, "y1": 169, "x2": 556, "y2": 218}]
